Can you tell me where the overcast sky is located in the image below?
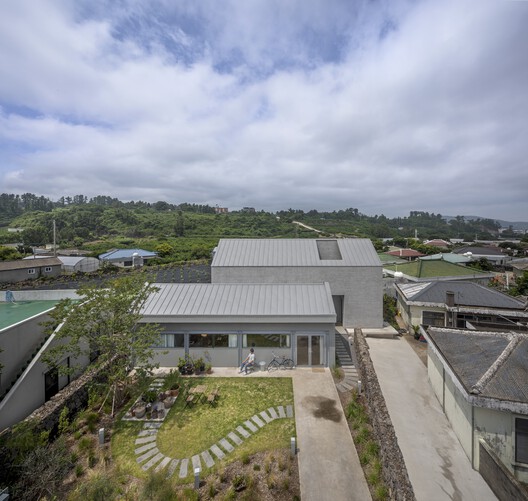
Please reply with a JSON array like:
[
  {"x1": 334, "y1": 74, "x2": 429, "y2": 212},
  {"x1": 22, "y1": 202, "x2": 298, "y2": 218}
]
[{"x1": 1, "y1": 0, "x2": 527, "y2": 221}]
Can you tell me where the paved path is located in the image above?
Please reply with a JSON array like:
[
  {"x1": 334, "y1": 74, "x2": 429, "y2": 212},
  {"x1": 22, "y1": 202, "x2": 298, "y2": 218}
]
[
  {"x1": 294, "y1": 369, "x2": 371, "y2": 501},
  {"x1": 133, "y1": 404, "x2": 294, "y2": 477},
  {"x1": 366, "y1": 337, "x2": 497, "y2": 501}
]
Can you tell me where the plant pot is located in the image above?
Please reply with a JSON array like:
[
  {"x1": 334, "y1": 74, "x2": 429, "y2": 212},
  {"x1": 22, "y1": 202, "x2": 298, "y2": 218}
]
[
  {"x1": 169, "y1": 389, "x2": 179, "y2": 397},
  {"x1": 158, "y1": 392, "x2": 166, "y2": 401},
  {"x1": 135, "y1": 405, "x2": 146, "y2": 419},
  {"x1": 164, "y1": 397, "x2": 175, "y2": 409}
]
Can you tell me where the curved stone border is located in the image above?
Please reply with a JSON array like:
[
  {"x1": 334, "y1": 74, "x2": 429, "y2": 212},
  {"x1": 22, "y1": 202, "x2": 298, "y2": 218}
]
[{"x1": 134, "y1": 404, "x2": 294, "y2": 478}]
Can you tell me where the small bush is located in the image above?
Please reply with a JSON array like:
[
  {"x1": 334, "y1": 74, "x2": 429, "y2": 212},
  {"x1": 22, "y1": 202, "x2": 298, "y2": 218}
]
[
  {"x1": 78, "y1": 436, "x2": 93, "y2": 453},
  {"x1": 241, "y1": 451, "x2": 250, "y2": 465},
  {"x1": 355, "y1": 426, "x2": 371, "y2": 444},
  {"x1": 58, "y1": 406, "x2": 70, "y2": 435},
  {"x1": 77, "y1": 472, "x2": 120, "y2": 500},
  {"x1": 253, "y1": 464, "x2": 261, "y2": 471},
  {"x1": 374, "y1": 484, "x2": 389, "y2": 501},
  {"x1": 88, "y1": 454, "x2": 98, "y2": 468},
  {"x1": 75, "y1": 464, "x2": 84, "y2": 477},
  {"x1": 232, "y1": 474, "x2": 247, "y2": 491},
  {"x1": 266, "y1": 474, "x2": 277, "y2": 490}
]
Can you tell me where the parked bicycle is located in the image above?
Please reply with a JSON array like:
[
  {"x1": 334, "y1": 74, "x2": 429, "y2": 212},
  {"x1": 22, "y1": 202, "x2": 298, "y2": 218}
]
[{"x1": 267, "y1": 351, "x2": 295, "y2": 371}]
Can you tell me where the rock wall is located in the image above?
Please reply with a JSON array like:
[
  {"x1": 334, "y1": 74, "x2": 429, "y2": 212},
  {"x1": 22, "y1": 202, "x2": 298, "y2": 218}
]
[{"x1": 354, "y1": 329, "x2": 416, "y2": 501}]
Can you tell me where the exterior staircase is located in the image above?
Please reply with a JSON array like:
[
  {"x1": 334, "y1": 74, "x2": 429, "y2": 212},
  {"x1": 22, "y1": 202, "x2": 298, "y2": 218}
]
[{"x1": 335, "y1": 328, "x2": 359, "y2": 393}]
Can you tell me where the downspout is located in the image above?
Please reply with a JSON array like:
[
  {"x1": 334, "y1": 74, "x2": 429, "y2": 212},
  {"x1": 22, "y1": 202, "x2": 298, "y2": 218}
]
[{"x1": 471, "y1": 406, "x2": 475, "y2": 468}]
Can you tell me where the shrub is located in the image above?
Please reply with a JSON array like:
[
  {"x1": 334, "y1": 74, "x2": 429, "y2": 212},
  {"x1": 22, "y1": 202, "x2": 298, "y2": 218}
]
[
  {"x1": 58, "y1": 406, "x2": 70, "y2": 435},
  {"x1": 76, "y1": 471, "x2": 120, "y2": 500},
  {"x1": 241, "y1": 452, "x2": 250, "y2": 465},
  {"x1": 232, "y1": 474, "x2": 247, "y2": 491}
]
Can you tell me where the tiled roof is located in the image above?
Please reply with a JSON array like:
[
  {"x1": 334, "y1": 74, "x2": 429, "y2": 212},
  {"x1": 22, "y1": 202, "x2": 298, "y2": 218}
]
[
  {"x1": 398, "y1": 281, "x2": 526, "y2": 309},
  {"x1": 211, "y1": 239, "x2": 381, "y2": 267},
  {"x1": 386, "y1": 249, "x2": 425, "y2": 258},
  {"x1": 427, "y1": 328, "x2": 528, "y2": 405}
]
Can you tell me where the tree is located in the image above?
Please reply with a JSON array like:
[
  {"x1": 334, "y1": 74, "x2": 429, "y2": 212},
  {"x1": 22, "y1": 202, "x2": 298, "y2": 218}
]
[{"x1": 42, "y1": 275, "x2": 162, "y2": 413}]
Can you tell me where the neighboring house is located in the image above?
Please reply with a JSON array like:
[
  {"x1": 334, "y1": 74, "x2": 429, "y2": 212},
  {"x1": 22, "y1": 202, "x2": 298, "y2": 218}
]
[
  {"x1": 385, "y1": 248, "x2": 425, "y2": 261},
  {"x1": 425, "y1": 327, "x2": 528, "y2": 488},
  {"x1": 98, "y1": 248, "x2": 157, "y2": 268},
  {"x1": 0, "y1": 257, "x2": 62, "y2": 283},
  {"x1": 396, "y1": 280, "x2": 528, "y2": 331},
  {"x1": 384, "y1": 259, "x2": 494, "y2": 284},
  {"x1": 419, "y1": 253, "x2": 473, "y2": 265},
  {"x1": 139, "y1": 282, "x2": 336, "y2": 369},
  {"x1": 424, "y1": 239, "x2": 450, "y2": 249},
  {"x1": 453, "y1": 246, "x2": 510, "y2": 266},
  {"x1": 211, "y1": 238, "x2": 383, "y2": 328},
  {"x1": 511, "y1": 258, "x2": 528, "y2": 279},
  {"x1": 23, "y1": 255, "x2": 100, "y2": 273},
  {"x1": 0, "y1": 290, "x2": 85, "y2": 431},
  {"x1": 215, "y1": 207, "x2": 229, "y2": 214}
]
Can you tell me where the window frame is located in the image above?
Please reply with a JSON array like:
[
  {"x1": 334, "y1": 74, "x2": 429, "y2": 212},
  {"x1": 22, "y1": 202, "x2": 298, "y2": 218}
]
[
  {"x1": 514, "y1": 416, "x2": 528, "y2": 465},
  {"x1": 27, "y1": 268, "x2": 36, "y2": 275}
]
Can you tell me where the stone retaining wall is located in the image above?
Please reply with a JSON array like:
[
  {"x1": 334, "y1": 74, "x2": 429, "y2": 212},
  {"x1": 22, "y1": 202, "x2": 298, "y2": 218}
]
[{"x1": 354, "y1": 329, "x2": 415, "y2": 501}]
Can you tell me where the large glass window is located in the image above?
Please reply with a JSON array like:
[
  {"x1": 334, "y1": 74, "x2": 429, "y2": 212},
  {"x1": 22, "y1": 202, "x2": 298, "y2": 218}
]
[
  {"x1": 156, "y1": 333, "x2": 184, "y2": 348},
  {"x1": 189, "y1": 334, "x2": 237, "y2": 348},
  {"x1": 515, "y1": 417, "x2": 528, "y2": 464},
  {"x1": 243, "y1": 334, "x2": 291, "y2": 348},
  {"x1": 422, "y1": 311, "x2": 445, "y2": 327}
]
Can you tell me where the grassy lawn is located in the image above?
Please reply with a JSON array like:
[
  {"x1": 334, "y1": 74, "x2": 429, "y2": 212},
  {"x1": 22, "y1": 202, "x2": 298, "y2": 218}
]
[{"x1": 111, "y1": 377, "x2": 295, "y2": 481}]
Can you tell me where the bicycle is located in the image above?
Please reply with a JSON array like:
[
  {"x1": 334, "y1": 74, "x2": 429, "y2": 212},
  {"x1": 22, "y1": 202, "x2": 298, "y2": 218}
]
[{"x1": 267, "y1": 351, "x2": 295, "y2": 371}]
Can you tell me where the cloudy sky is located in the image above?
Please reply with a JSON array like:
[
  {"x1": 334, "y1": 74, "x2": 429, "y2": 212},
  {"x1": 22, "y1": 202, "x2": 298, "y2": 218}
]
[{"x1": 1, "y1": 0, "x2": 527, "y2": 220}]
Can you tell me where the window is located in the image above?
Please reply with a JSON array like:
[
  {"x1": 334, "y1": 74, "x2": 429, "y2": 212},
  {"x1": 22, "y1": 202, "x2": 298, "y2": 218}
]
[
  {"x1": 189, "y1": 334, "x2": 237, "y2": 348},
  {"x1": 422, "y1": 311, "x2": 445, "y2": 327},
  {"x1": 243, "y1": 334, "x2": 291, "y2": 348},
  {"x1": 27, "y1": 268, "x2": 36, "y2": 275},
  {"x1": 156, "y1": 334, "x2": 184, "y2": 348},
  {"x1": 123, "y1": 260, "x2": 133, "y2": 267},
  {"x1": 515, "y1": 417, "x2": 528, "y2": 464},
  {"x1": 44, "y1": 266, "x2": 52, "y2": 272}
]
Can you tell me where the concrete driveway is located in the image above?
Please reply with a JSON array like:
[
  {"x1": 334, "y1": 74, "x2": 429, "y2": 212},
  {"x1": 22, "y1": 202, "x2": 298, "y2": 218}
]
[
  {"x1": 366, "y1": 336, "x2": 497, "y2": 501},
  {"x1": 293, "y1": 368, "x2": 371, "y2": 501}
]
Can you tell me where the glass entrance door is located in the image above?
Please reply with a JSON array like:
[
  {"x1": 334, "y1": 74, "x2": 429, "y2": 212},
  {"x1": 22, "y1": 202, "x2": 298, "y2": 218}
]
[{"x1": 296, "y1": 335, "x2": 324, "y2": 366}]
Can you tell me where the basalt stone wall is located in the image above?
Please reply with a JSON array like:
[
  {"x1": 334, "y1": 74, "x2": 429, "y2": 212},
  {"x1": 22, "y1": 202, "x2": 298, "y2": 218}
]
[{"x1": 354, "y1": 329, "x2": 415, "y2": 501}]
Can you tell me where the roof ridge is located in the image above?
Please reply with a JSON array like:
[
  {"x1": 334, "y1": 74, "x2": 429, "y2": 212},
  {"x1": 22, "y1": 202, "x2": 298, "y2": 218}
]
[{"x1": 470, "y1": 333, "x2": 523, "y2": 395}]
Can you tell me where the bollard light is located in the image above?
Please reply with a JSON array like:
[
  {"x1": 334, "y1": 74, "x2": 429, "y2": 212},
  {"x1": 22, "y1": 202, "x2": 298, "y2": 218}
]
[
  {"x1": 194, "y1": 467, "x2": 201, "y2": 489},
  {"x1": 357, "y1": 380, "x2": 362, "y2": 395},
  {"x1": 98, "y1": 428, "x2": 105, "y2": 446},
  {"x1": 291, "y1": 437, "x2": 296, "y2": 457}
]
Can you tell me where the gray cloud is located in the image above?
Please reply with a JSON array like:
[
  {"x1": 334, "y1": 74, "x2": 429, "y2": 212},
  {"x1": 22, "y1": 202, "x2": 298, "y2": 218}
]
[{"x1": 0, "y1": 0, "x2": 527, "y2": 221}]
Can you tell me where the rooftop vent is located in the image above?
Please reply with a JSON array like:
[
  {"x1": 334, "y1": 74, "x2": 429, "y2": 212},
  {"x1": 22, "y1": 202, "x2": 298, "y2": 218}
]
[{"x1": 316, "y1": 240, "x2": 342, "y2": 260}]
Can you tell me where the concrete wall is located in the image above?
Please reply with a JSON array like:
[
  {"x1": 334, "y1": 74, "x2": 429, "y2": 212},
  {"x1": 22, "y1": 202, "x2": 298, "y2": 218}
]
[
  {"x1": 427, "y1": 348, "x2": 444, "y2": 408},
  {"x1": 0, "y1": 265, "x2": 61, "y2": 283},
  {"x1": 212, "y1": 265, "x2": 382, "y2": 328},
  {"x1": 0, "y1": 333, "x2": 90, "y2": 431},
  {"x1": 0, "y1": 311, "x2": 54, "y2": 394},
  {"x1": 147, "y1": 321, "x2": 335, "y2": 368}
]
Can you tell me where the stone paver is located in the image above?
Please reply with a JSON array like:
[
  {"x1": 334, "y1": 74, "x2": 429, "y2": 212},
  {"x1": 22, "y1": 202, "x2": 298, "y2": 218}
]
[
  {"x1": 244, "y1": 419, "x2": 258, "y2": 433},
  {"x1": 210, "y1": 444, "x2": 225, "y2": 460},
  {"x1": 191, "y1": 454, "x2": 201, "y2": 471},
  {"x1": 142, "y1": 452, "x2": 165, "y2": 471},
  {"x1": 201, "y1": 450, "x2": 215, "y2": 468},
  {"x1": 135, "y1": 435, "x2": 157, "y2": 445},
  {"x1": 144, "y1": 422, "x2": 162, "y2": 429},
  {"x1": 236, "y1": 425, "x2": 251, "y2": 438},
  {"x1": 251, "y1": 415, "x2": 265, "y2": 428},
  {"x1": 179, "y1": 458, "x2": 189, "y2": 478},
  {"x1": 138, "y1": 429, "x2": 158, "y2": 437},
  {"x1": 268, "y1": 407, "x2": 279, "y2": 420},
  {"x1": 278, "y1": 405, "x2": 286, "y2": 418},
  {"x1": 155, "y1": 456, "x2": 172, "y2": 472},
  {"x1": 135, "y1": 441, "x2": 157, "y2": 455},
  {"x1": 166, "y1": 459, "x2": 180, "y2": 478},
  {"x1": 286, "y1": 405, "x2": 293, "y2": 417},
  {"x1": 220, "y1": 437, "x2": 234, "y2": 453},
  {"x1": 136, "y1": 447, "x2": 159, "y2": 464},
  {"x1": 228, "y1": 431, "x2": 243, "y2": 445},
  {"x1": 260, "y1": 410, "x2": 272, "y2": 423}
]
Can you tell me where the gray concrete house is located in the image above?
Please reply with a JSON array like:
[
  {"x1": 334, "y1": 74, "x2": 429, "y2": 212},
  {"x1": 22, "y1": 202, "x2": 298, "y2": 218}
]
[
  {"x1": 211, "y1": 238, "x2": 383, "y2": 328},
  {"x1": 0, "y1": 257, "x2": 62, "y2": 283},
  {"x1": 425, "y1": 327, "x2": 528, "y2": 492},
  {"x1": 139, "y1": 282, "x2": 336, "y2": 369}
]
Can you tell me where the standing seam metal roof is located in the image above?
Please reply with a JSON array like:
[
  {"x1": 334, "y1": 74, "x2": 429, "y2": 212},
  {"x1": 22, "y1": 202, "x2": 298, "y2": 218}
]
[
  {"x1": 140, "y1": 283, "x2": 336, "y2": 317},
  {"x1": 211, "y1": 238, "x2": 381, "y2": 267}
]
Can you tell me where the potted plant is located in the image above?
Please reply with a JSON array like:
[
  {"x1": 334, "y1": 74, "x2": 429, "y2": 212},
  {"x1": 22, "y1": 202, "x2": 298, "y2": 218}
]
[
  {"x1": 194, "y1": 357, "x2": 204, "y2": 375},
  {"x1": 163, "y1": 369, "x2": 181, "y2": 396},
  {"x1": 205, "y1": 363, "x2": 213, "y2": 375}
]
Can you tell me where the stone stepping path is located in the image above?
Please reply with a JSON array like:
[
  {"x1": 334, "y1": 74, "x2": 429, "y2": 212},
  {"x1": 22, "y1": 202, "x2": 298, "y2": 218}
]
[
  {"x1": 335, "y1": 330, "x2": 360, "y2": 393},
  {"x1": 133, "y1": 404, "x2": 294, "y2": 477}
]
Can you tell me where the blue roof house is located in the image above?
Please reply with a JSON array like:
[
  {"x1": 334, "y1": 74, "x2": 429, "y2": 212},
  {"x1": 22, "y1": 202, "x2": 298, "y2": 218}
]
[{"x1": 98, "y1": 248, "x2": 157, "y2": 268}]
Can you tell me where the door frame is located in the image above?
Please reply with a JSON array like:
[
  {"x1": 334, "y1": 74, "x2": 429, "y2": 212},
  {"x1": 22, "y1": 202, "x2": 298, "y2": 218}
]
[{"x1": 295, "y1": 333, "x2": 325, "y2": 366}]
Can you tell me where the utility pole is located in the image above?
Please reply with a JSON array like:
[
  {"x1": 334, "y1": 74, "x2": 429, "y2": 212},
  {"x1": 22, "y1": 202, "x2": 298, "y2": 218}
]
[{"x1": 53, "y1": 219, "x2": 57, "y2": 257}]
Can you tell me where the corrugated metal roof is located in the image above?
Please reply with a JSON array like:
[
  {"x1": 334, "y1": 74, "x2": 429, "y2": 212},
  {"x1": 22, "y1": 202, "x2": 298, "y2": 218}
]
[
  {"x1": 0, "y1": 257, "x2": 62, "y2": 271},
  {"x1": 140, "y1": 282, "x2": 336, "y2": 318},
  {"x1": 402, "y1": 281, "x2": 525, "y2": 310},
  {"x1": 211, "y1": 239, "x2": 380, "y2": 267},
  {"x1": 427, "y1": 328, "x2": 528, "y2": 404},
  {"x1": 99, "y1": 248, "x2": 157, "y2": 260}
]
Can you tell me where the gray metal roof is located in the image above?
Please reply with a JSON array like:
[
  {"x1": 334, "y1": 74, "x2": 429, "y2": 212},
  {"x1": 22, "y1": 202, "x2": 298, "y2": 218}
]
[
  {"x1": 427, "y1": 328, "x2": 528, "y2": 404},
  {"x1": 211, "y1": 238, "x2": 381, "y2": 267},
  {"x1": 140, "y1": 282, "x2": 336, "y2": 322},
  {"x1": 398, "y1": 281, "x2": 525, "y2": 310},
  {"x1": 0, "y1": 257, "x2": 62, "y2": 271}
]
